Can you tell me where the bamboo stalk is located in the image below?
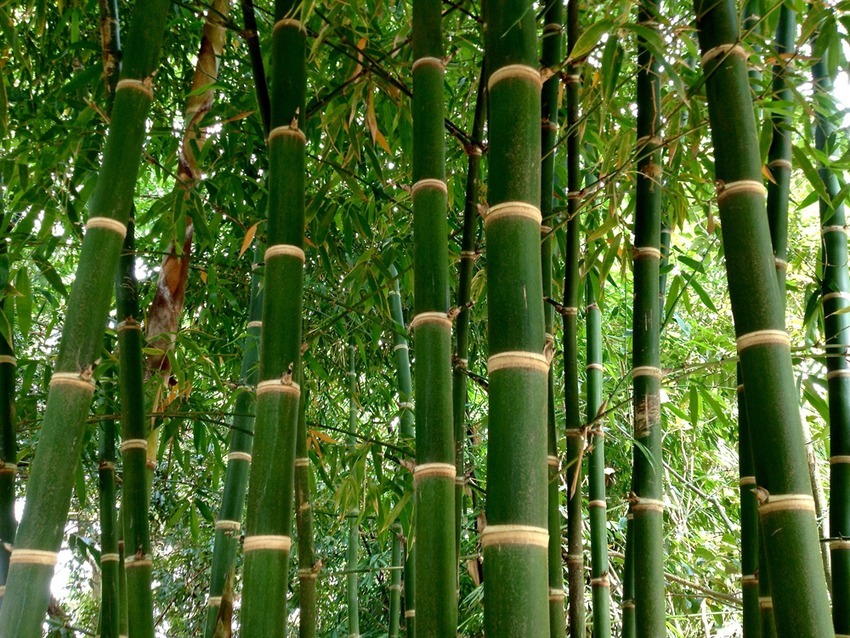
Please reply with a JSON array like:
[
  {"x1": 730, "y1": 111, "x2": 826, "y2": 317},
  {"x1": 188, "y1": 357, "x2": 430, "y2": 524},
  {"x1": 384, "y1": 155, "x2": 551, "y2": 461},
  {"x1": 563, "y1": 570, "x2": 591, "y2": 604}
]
[
  {"x1": 0, "y1": 2, "x2": 170, "y2": 633},
  {"x1": 97, "y1": 351, "x2": 120, "y2": 638},
  {"x1": 812, "y1": 30, "x2": 850, "y2": 634},
  {"x1": 412, "y1": 0, "x2": 457, "y2": 633},
  {"x1": 694, "y1": 0, "x2": 834, "y2": 634},
  {"x1": 388, "y1": 522, "x2": 403, "y2": 638},
  {"x1": 295, "y1": 384, "x2": 318, "y2": 638},
  {"x1": 482, "y1": 2, "x2": 548, "y2": 635},
  {"x1": 0, "y1": 246, "x2": 15, "y2": 609},
  {"x1": 203, "y1": 247, "x2": 263, "y2": 638},
  {"x1": 239, "y1": 1, "x2": 307, "y2": 633},
  {"x1": 346, "y1": 342, "x2": 360, "y2": 637}
]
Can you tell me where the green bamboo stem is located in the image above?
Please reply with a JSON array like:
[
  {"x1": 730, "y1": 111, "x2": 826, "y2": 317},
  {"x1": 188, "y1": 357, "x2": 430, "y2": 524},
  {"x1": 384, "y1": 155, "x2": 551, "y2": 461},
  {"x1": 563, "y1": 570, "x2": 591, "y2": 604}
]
[
  {"x1": 585, "y1": 277, "x2": 612, "y2": 638},
  {"x1": 118, "y1": 502, "x2": 129, "y2": 637},
  {"x1": 631, "y1": 0, "x2": 665, "y2": 634},
  {"x1": 203, "y1": 247, "x2": 263, "y2": 638},
  {"x1": 412, "y1": 0, "x2": 457, "y2": 633},
  {"x1": 812, "y1": 35, "x2": 850, "y2": 635},
  {"x1": 563, "y1": 1, "x2": 585, "y2": 634},
  {"x1": 239, "y1": 1, "x2": 306, "y2": 634},
  {"x1": 541, "y1": 3, "x2": 567, "y2": 636},
  {"x1": 0, "y1": 1, "x2": 169, "y2": 633},
  {"x1": 622, "y1": 514, "x2": 636, "y2": 638},
  {"x1": 295, "y1": 385, "x2": 318, "y2": 638},
  {"x1": 346, "y1": 342, "x2": 360, "y2": 637},
  {"x1": 0, "y1": 246, "x2": 16, "y2": 607},
  {"x1": 98, "y1": 343, "x2": 120, "y2": 638},
  {"x1": 482, "y1": 1, "x2": 548, "y2": 635},
  {"x1": 738, "y1": 369, "x2": 762, "y2": 638},
  {"x1": 388, "y1": 522, "x2": 403, "y2": 638},
  {"x1": 387, "y1": 267, "x2": 415, "y2": 636},
  {"x1": 694, "y1": 0, "x2": 834, "y2": 634},
  {"x1": 116, "y1": 220, "x2": 154, "y2": 638}
]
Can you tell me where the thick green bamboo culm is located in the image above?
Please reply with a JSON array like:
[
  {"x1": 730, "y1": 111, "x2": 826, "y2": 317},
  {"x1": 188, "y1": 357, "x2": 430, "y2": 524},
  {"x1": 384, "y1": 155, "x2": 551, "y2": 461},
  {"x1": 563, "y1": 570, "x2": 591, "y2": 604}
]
[
  {"x1": 586, "y1": 278, "x2": 612, "y2": 638},
  {"x1": 387, "y1": 267, "x2": 415, "y2": 636},
  {"x1": 116, "y1": 220, "x2": 155, "y2": 638},
  {"x1": 563, "y1": 0, "x2": 585, "y2": 634},
  {"x1": 296, "y1": 385, "x2": 318, "y2": 638},
  {"x1": 98, "y1": 365, "x2": 120, "y2": 638},
  {"x1": 541, "y1": 2, "x2": 566, "y2": 636},
  {"x1": 0, "y1": 1, "x2": 170, "y2": 634},
  {"x1": 481, "y1": 1, "x2": 548, "y2": 635},
  {"x1": 631, "y1": 0, "x2": 665, "y2": 634},
  {"x1": 694, "y1": 0, "x2": 833, "y2": 634},
  {"x1": 239, "y1": 1, "x2": 307, "y2": 634},
  {"x1": 346, "y1": 342, "x2": 361, "y2": 637},
  {"x1": 812, "y1": 40, "x2": 850, "y2": 634},
  {"x1": 203, "y1": 247, "x2": 263, "y2": 638},
  {"x1": 0, "y1": 246, "x2": 16, "y2": 606},
  {"x1": 411, "y1": 0, "x2": 457, "y2": 634}
]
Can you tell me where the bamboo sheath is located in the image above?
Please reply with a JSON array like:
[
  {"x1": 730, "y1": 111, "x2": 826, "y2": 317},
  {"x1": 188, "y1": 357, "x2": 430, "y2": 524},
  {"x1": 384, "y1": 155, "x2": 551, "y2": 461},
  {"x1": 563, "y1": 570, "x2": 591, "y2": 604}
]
[
  {"x1": 541, "y1": 3, "x2": 566, "y2": 636},
  {"x1": 240, "y1": 4, "x2": 307, "y2": 635},
  {"x1": 482, "y1": 2, "x2": 549, "y2": 635},
  {"x1": 295, "y1": 384, "x2": 318, "y2": 638},
  {"x1": 813, "y1": 43, "x2": 850, "y2": 635},
  {"x1": 632, "y1": 1, "x2": 665, "y2": 635},
  {"x1": 694, "y1": 0, "x2": 834, "y2": 634},
  {"x1": 203, "y1": 247, "x2": 262, "y2": 638},
  {"x1": 0, "y1": 2, "x2": 170, "y2": 635},
  {"x1": 387, "y1": 267, "x2": 415, "y2": 636},
  {"x1": 412, "y1": 0, "x2": 457, "y2": 634},
  {"x1": 563, "y1": 1, "x2": 585, "y2": 635}
]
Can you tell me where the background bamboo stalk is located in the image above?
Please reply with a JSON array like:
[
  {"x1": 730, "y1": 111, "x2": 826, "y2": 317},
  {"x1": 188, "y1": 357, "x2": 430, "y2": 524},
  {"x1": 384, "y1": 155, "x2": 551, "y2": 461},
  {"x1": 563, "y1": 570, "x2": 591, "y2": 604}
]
[
  {"x1": 346, "y1": 342, "x2": 360, "y2": 638},
  {"x1": 296, "y1": 384, "x2": 318, "y2": 638}
]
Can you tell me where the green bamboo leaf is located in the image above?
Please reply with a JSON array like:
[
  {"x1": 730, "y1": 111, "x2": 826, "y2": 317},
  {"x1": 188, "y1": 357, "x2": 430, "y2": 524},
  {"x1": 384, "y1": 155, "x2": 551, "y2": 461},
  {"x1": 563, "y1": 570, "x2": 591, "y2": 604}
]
[
  {"x1": 792, "y1": 145, "x2": 831, "y2": 204},
  {"x1": 568, "y1": 19, "x2": 614, "y2": 61},
  {"x1": 14, "y1": 268, "x2": 31, "y2": 340}
]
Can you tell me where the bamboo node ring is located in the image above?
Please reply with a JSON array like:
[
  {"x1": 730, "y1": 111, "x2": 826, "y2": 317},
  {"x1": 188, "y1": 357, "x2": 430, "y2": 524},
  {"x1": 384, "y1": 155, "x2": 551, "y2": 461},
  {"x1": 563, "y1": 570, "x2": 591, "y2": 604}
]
[
  {"x1": 822, "y1": 225, "x2": 848, "y2": 235},
  {"x1": 488, "y1": 64, "x2": 542, "y2": 90},
  {"x1": 117, "y1": 320, "x2": 142, "y2": 332},
  {"x1": 10, "y1": 549, "x2": 59, "y2": 566},
  {"x1": 758, "y1": 597, "x2": 773, "y2": 608},
  {"x1": 591, "y1": 575, "x2": 610, "y2": 587},
  {"x1": 758, "y1": 493, "x2": 815, "y2": 515},
  {"x1": 398, "y1": 401, "x2": 414, "y2": 410},
  {"x1": 116, "y1": 78, "x2": 153, "y2": 99},
  {"x1": 736, "y1": 329, "x2": 789, "y2": 351},
  {"x1": 481, "y1": 524, "x2": 549, "y2": 548},
  {"x1": 256, "y1": 380, "x2": 301, "y2": 397},
  {"x1": 125, "y1": 554, "x2": 153, "y2": 568},
  {"x1": 247, "y1": 320, "x2": 263, "y2": 329},
  {"x1": 633, "y1": 246, "x2": 662, "y2": 260},
  {"x1": 488, "y1": 351, "x2": 550, "y2": 374},
  {"x1": 742, "y1": 574, "x2": 758, "y2": 585},
  {"x1": 412, "y1": 56, "x2": 445, "y2": 73},
  {"x1": 50, "y1": 372, "x2": 95, "y2": 392},
  {"x1": 265, "y1": 244, "x2": 306, "y2": 262},
  {"x1": 774, "y1": 258, "x2": 788, "y2": 271},
  {"x1": 295, "y1": 457, "x2": 310, "y2": 467},
  {"x1": 0, "y1": 355, "x2": 16, "y2": 366},
  {"x1": 588, "y1": 499, "x2": 607, "y2": 509},
  {"x1": 632, "y1": 366, "x2": 663, "y2": 379},
  {"x1": 413, "y1": 462, "x2": 456, "y2": 481},
  {"x1": 736, "y1": 384, "x2": 745, "y2": 394},
  {"x1": 393, "y1": 343, "x2": 409, "y2": 352},
  {"x1": 273, "y1": 18, "x2": 306, "y2": 34},
  {"x1": 739, "y1": 476, "x2": 756, "y2": 486},
  {"x1": 631, "y1": 497, "x2": 665, "y2": 512},
  {"x1": 228, "y1": 451, "x2": 252, "y2": 463},
  {"x1": 543, "y1": 22, "x2": 563, "y2": 34},
  {"x1": 636, "y1": 135, "x2": 662, "y2": 149},
  {"x1": 409, "y1": 312, "x2": 452, "y2": 331},
  {"x1": 716, "y1": 180, "x2": 767, "y2": 203},
  {"x1": 404, "y1": 610, "x2": 416, "y2": 618},
  {"x1": 547, "y1": 455, "x2": 559, "y2": 468},
  {"x1": 831, "y1": 455, "x2": 850, "y2": 464},
  {"x1": 827, "y1": 370, "x2": 850, "y2": 381},
  {"x1": 586, "y1": 362, "x2": 604, "y2": 371},
  {"x1": 548, "y1": 588, "x2": 566, "y2": 601},
  {"x1": 86, "y1": 217, "x2": 127, "y2": 238},
  {"x1": 829, "y1": 540, "x2": 850, "y2": 550},
  {"x1": 768, "y1": 159, "x2": 792, "y2": 170},
  {"x1": 101, "y1": 553, "x2": 120, "y2": 563},
  {"x1": 243, "y1": 535, "x2": 292, "y2": 553},
  {"x1": 700, "y1": 43, "x2": 748, "y2": 66},
  {"x1": 207, "y1": 596, "x2": 222, "y2": 607},
  {"x1": 484, "y1": 201, "x2": 542, "y2": 226},
  {"x1": 215, "y1": 520, "x2": 241, "y2": 532},
  {"x1": 268, "y1": 125, "x2": 306, "y2": 144},
  {"x1": 411, "y1": 178, "x2": 448, "y2": 196},
  {"x1": 621, "y1": 601, "x2": 636, "y2": 609},
  {"x1": 121, "y1": 439, "x2": 148, "y2": 452},
  {"x1": 0, "y1": 462, "x2": 16, "y2": 475},
  {"x1": 824, "y1": 292, "x2": 850, "y2": 302},
  {"x1": 299, "y1": 568, "x2": 319, "y2": 579}
]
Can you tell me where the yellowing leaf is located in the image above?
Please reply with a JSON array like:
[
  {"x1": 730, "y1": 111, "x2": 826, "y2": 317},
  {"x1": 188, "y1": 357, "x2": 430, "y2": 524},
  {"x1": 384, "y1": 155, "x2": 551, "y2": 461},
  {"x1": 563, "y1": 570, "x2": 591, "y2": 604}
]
[{"x1": 239, "y1": 221, "x2": 261, "y2": 258}]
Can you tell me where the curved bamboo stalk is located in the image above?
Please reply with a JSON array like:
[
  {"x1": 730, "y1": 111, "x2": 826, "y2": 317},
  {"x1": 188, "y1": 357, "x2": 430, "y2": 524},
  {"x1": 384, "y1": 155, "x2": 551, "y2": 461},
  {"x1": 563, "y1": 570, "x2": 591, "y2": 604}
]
[
  {"x1": 482, "y1": 1, "x2": 548, "y2": 635},
  {"x1": 694, "y1": 0, "x2": 833, "y2": 634},
  {"x1": 295, "y1": 384, "x2": 318, "y2": 638},
  {"x1": 0, "y1": 2, "x2": 170, "y2": 633},
  {"x1": 411, "y1": 0, "x2": 457, "y2": 633},
  {"x1": 239, "y1": 1, "x2": 307, "y2": 633},
  {"x1": 346, "y1": 342, "x2": 360, "y2": 637}
]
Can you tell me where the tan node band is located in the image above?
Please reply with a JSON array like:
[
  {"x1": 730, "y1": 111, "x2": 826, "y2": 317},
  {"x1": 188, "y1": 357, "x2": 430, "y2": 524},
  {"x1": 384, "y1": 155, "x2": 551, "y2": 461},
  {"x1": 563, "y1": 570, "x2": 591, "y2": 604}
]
[
  {"x1": 622, "y1": 601, "x2": 636, "y2": 609},
  {"x1": 456, "y1": 476, "x2": 466, "y2": 486},
  {"x1": 460, "y1": 250, "x2": 477, "y2": 259},
  {"x1": 736, "y1": 329, "x2": 789, "y2": 351},
  {"x1": 215, "y1": 520, "x2": 241, "y2": 532},
  {"x1": 633, "y1": 366, "x2": 662, "y2": 378},
  {"x1": 742, "y1": 574, "x2": 758, "y2": 585},
  {"x1": 768, "y1": 159, "x2": 792, "y2": 169},
  {"x1": 566, "y1": 554, "x2": 583, "y2": 564},
  {"x1": 247, "y1": 320, "x2": 263, "y2": 329},
  {"x1": 405, "y1": 610, "x2": 416, "y2": 618},
  {"x1": 86, "y1": 217, "x2": 127, "y2": 238},
  {"x1": 485, "y1": 201, "x2": 543, "y2": 226},
  {"x1": 273, "y1": 18, "x2": 305, "y2": 34},
  {"x1": 208, "y1": 596, "x2": 222, "y2": 607},
  {"x1": 701, "y1": 43, "x2": 747, "y2": 66},
  {"x1": 125, "y1": 555, "x2": 152, "y2": 568},
  {"x1": 488, "y1": 351, "x2": 550, "y2": 374},
  {"x1": 393, "y1": 343, "x2": 409, "y2": 351},
  {"x1": 547, "y1": 455, "x2": 559, "y2": 467},
  {"x1": 481, "y1": 525, "x2": 549, "y2": 548},
  {"x1": 632, "y1": 498, "x2": 665, "y2": 512},
  {"x1": 117, "y1": 320, "x2": 141, "y2": 332},
  {"x1": 759, "y1": 494, "x2": 815, "y2": 515},
  {"x1": 411, "y1": 178, "x2": 448, "y2": 196},
  {"x1": 548, "y1": 588, "x2": 566, "y2": 601},
  {"x1": 824, "y1": 292, "x2": 850, "y2": 302},
  {"x1": 412, "y1": 56, "x2": 445, "y2": 73},
  {"x1": 588, "y1": 499, "x2": 607, "y2": 509},
  {"x1": 228, "y1": 451, "x2": 252, "y2": 463},
  {"x1": 736, "y1": 384, "x2": 745, "y2": 394},
  {"x1": 586, "y1": 363, "x2": 603, "y2": 371},
  {"x1": 758, "y1": 597, "x2": 773, "y2": 608},
  {"x1": 50, "y1": 372, "x2": 95, "y2": 392},
  {"x1": 294, "y1": 457, "x2": 310, "y2": 467},
  {"x1": 0, "y1": 463, "x2": 16, "y2": 474},
  {"x1": 268, "y1": 125, "x2": 306, "y2": 144},
  {"x1": 564, "y1": 74, "x2": 581, "y2": 84},
  {"x1": 717, "y1": 180, "x2": 767, "y2": 203},
  {"x1": 121, "y1": 439, "x2": 147, "y2": 452},
  {"x1": 101, "y1": 553, "x2": 120, "y2": 563},
  {"x1": 488, "y1": 64, "x2": 542, "y2": 90},
  {"x1": 591, "y1": 575, "x2": 610, "y2": 587},
  {"x1": 561, "y1": 306, "x2": 578, "y2": 316},
  {"x1": 414, "y1": 463, "x2": 456, "y2": 481},
  {"x1": 774, "y1": 258, "x2": 788, "y2": 271},
  {"x1": 636, "y1": 135, "x2": 662, "y2": 148},
  {"x1": 830, "y1": 540, "x2": 850, "y2": 551},
  {"x1": 0, "y1": 355, "x2": 15, "y2": 366},
  {"x1": 409, "y1": 311, "x2": 452, "y2": 331},
  {"x1": 265, "y1": 244, "x2": 305, "y2": 262},
  {"x1": 633, "y1": 246, "x2": 662, "y2": 260},
  {"x1": 10, "y1": 549, "x2": 58, "y2": 566},
  {"x1": 739, "y1": 476, "x2": 756, "y2": 486},
  {"x1": 543, "y1": 22, "x2": 563, "y2": 33},
  {"x1": 566, "y1": 429, "x2": 584, "y2": 438},
  {"x1": 0, "y1": 586, "x2": 4, "y2": 596},
  {"x1": 299, "y1": 568, "x2": 319, "y2": 579},
  {"x1": 116, "y1": 79, "x2": 153, "y2": 99},
  {"x1": 827, "y1": 370, "x2": 850, "y2": 380},
  {"x1": 256, "y1": 380, "x2": 301, "y2": 397},
  {"x1": 243, "y1": 535, "x2": 292, "y2": 553},
  {"x1": 398, "y1": 402, "x2": 413, "y2": 410},
  {"x1": 822, "y1": 225, "x2": 848, "y2": 235}
]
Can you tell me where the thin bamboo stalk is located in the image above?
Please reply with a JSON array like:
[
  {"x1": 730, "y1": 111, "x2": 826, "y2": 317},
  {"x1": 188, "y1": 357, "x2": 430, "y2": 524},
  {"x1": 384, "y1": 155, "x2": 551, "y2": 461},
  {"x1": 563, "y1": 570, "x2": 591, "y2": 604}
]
[
  {"x1": 412, "y1": 0, "x2": 457, "y2": 633},
  {"x1": 388, "y1": 522, "x2": 403, "y2": 638},
  {"x1": 346, "y1": 342, "x2": 360, "y2": 637},
  {"x1": 295, "y1": 384, "x2": 318, "y2": 638},
  {"x1": 541, "y1": 3, "x2": 567, "y2": 636},
  {"x1": 239, "y1": 1, "x2": 307, "y2": 633},
  {"x1": 203, "y1": 247, "x2": 262, "y2": 638},
  {"x1": 482, "y1": 1, "x2": 548, "y2": 635},
  {"x1": 0, "y1": 246, "x2": 15, "y2": 608},
  {"x1": 694, "y1": 0, "x2": 834, "y2": 634},
  {"x1": 97, "y1": 368, "x2": 120, "y2": 638},
  {"x1": 812, "y1": 33, "x2": 850, "y2": 634},
  {"x1": 0, "y1": 2, "x2": 170, "y2": 633}
]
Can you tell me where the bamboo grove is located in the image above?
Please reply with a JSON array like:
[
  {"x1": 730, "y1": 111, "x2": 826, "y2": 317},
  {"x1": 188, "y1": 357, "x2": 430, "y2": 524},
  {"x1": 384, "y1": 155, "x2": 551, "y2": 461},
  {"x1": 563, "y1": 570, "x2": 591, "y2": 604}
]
[{"x1": 3, "y1": 0, "x2": 850, "y2": 635}]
